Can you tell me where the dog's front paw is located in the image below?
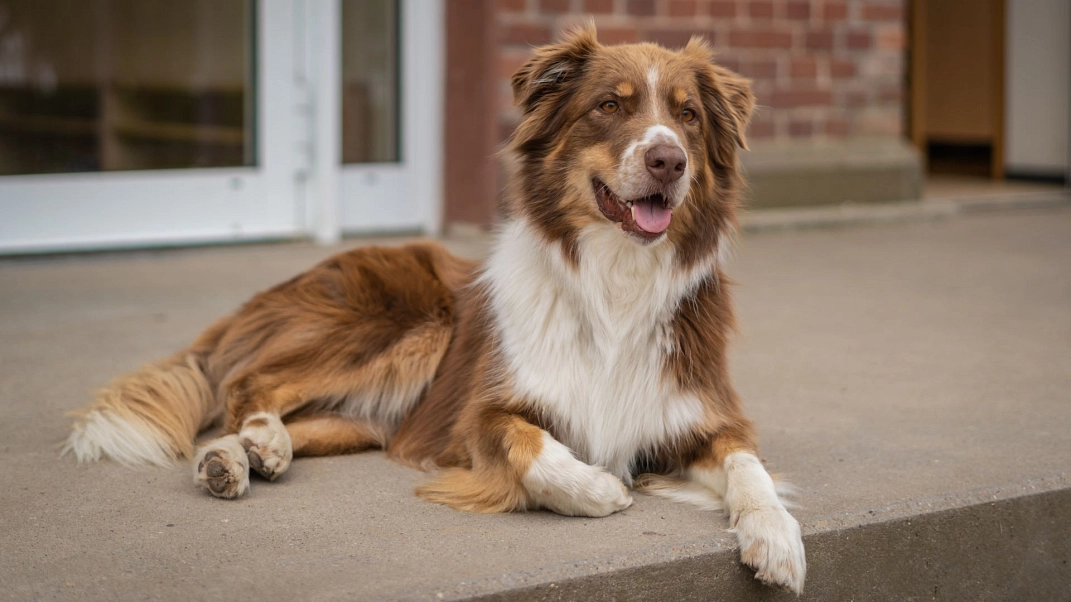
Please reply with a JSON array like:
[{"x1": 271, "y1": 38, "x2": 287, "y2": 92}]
[{"x1": 732, "y1": 504, "x2": 806, "y2": 593}]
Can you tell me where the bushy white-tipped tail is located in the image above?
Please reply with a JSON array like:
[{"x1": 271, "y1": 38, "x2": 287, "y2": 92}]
[
  {"x1": 63, "y1": 353, "x2": 220, "y2": 467},
  {"x1": 63, "y1": 410, "x2": 178, "y2": 467}
]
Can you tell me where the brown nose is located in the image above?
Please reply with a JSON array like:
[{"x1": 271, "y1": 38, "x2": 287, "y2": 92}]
[{"x1": 645, "y1": 144, "x2": 687, "y2": 185}]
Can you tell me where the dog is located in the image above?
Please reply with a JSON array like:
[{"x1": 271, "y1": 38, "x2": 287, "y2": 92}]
[{"x1": 64, "y1": 26, "x2": 806, "y2": 593}]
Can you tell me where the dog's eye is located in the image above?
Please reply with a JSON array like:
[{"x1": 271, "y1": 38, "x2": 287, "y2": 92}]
[
  {"x1": 681, "y1": 108, "x2": 696, "y2": 123},
  {"x1": 599, "y1": 101, "x2": 619, "y2": 114}
]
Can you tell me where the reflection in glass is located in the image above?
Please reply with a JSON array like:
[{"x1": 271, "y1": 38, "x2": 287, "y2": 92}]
[
  {"x1": 0, "y1": 0, "x2": 253, "y2": 176},
  {"x1": 342, "y1": 0, "x2": 399, "y2": 164}
]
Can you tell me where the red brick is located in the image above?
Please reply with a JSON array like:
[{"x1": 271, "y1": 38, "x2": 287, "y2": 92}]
[
  {"x1": 790, "y1": 57, "x2": 818, "y2": 78},
  {"x1": 738, "y1": 58, "x2": 778, "y2": 79},
  {"x1": 729, "y1": 29, "x2": 793, "y2": 48},
  {"x1": 806, "y1": 29, "x2": 835, "y2": 50},
  {"x1": 599, "y1": 26, "x2": 641, "y2": 45},
  {"x1": 789, "y1": 120, "x2": 814, "y2": 137},
  {"x1": 822, "y1": 2, "x2": 848, "y2": 20},
  {"x1": 627, "y1": 0, "x2": 657, "y2": 16},
  {"x1": 584, "y1": 0, "x2": 616, "y2": 13},
  {"x1": 845, "y1": 30, "x2": 872, "y2": 49},
  {"x1": 748, "y1": 1, "x2": 775, "y2": 19},
  {"x1": 825, "y1": 117, "x2": 851, "y2": 137},
  {"x1": 844, "y1": 89, "x2": 869, "y2": 107},
  {"x1": 830, "y1": 57, "x2": 855, "y2": 78},
  {"x1": 668, "y1": 0, "x2": 700, "y2": 17},
  {"x1": 877, "y1": 26, "x2": 905, "y2": 50},
  {"x1": 500, "y1": 23, "x2": 553, "y2": 46},
  {"x1": 538, "y1": 0, "x2": 571, "y2": 12},
  {"x1": 645, "y1": 27, "x2": 706, "y2": 48},
  {"x1": 786, "y1": 1, "x2": 811, "y2": 19},
  {"x1": 716, "y1": 56, "x2": 743, "y2": 74},
  {"x1": 767, "y1": 87, "x2": 833, "y2": 107},
  {"x1": 496, "y1": 0, "x2": 528, "y2": 12},
  {"x1": 499, "y1": 52, "x2": 530, "y2": 79},
  {"x1": 862, "y1": 3, "x2": 904, "y2": 21},
  {"x1": 748, "y1": 119, "x2": 776, "y2": 139},
  {"x1": 878, "y1": 86, "x2": 903, "y2": 104},
  {"x1": 707, "y1": 0, "x2": 737, "y2": 18}
]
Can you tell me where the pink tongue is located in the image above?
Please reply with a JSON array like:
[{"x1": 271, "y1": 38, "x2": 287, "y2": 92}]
[{"x1": 632, "y1": 199, "x2": 673, "y2": 233}]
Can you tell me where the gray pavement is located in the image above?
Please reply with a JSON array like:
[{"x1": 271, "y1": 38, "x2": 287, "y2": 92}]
[{"x1": 1, "y1": 206, "x2": 1070, "y2": 600}]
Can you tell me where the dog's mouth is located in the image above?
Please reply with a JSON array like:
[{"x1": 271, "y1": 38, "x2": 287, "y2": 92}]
[{"x1": 593, "y1": 179, "x2": 673, "y2": 241}]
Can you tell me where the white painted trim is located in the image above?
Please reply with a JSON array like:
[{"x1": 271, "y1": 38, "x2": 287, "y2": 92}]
[
  {"x1": 337, "y1": 0, "x2": 444, "y2": 236},
  {"x1": 308, "y1": 0, "x2": 342, "y2": 245},
  {"x1": 404, "y1": 0, "x2": 446, "y2": 237}
]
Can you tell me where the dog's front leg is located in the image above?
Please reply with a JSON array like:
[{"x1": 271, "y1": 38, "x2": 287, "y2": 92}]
[
  {"x1": 418, "y1": 412, "x2": 632, "y2": 517},
  {"x1": 690, "y1": 445, "x2": 807, "y2": 593},
  {"x1": 522, "y1": 429, "x2": 633, "y2": 517}
]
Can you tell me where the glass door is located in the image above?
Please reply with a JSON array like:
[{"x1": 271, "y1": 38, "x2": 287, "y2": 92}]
[
  {"x1": 337, "y1": 0, "x2": 443, "y2": 235},
  {"x1": 0, "y1": 0, "x2": 299, "y2": 253}
]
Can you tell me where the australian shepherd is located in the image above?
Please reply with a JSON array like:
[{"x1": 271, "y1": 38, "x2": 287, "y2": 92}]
[{"x1": 64, "y1": 26, "x2": 806, "y2": 592}]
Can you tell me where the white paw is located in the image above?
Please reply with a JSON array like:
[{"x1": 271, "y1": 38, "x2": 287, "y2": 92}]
[
  {"x1": 731, "y1": 504, "x2": 807, "y2": 594},
  {"x1": 238, "y1": 413, "x2": 293, "y2": 481},
  {"x1": 576, "y1": 468, "x2": 634, "y2": 517},
  {"x1": 522, "y1": 432, "x2": 633, "y2": 517},
  {"x1": 193, "y1": 435, "x2": 250, "y2": 499}
]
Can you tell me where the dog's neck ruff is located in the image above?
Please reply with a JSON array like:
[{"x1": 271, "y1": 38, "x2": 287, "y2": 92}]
[{"x1": 480, "y1": 218, "x2": 719, "y2": 480}]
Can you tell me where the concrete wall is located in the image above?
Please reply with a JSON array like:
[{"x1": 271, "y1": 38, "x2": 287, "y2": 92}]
[{"x1": 1005, "y1": 0, "x2": 1070, "y2": 177}]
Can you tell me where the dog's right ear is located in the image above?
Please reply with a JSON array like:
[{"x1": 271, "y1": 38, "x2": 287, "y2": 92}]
[{"x1": 511, "y1": 24, "x2": 599, "y2": 114}]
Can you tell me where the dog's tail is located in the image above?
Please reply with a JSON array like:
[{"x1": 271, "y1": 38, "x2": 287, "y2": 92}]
[{"x1": 63, "y1": 322, "x2": 228, "y2": 467}]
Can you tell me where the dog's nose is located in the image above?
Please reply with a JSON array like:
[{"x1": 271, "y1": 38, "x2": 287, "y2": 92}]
[{"x1": 645, "y1": 144, "x2": 687, "y2": 185}]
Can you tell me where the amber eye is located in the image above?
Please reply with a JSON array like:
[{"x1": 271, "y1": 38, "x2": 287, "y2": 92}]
[
  {"x1": 599, "y1": 100, "x2": 619, "y2": 114},
  {"x1": 681, "y1": 108, "x2": 696, "y2": 123}
]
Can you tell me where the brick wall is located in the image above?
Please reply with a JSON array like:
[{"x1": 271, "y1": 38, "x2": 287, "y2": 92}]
[{"x1": 493, "y1": 0, "x2": 907, "y2": 144}]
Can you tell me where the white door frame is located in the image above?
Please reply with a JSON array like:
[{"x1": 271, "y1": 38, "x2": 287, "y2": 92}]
[
  {"x1": 306, "y1": 0, "x2": 444, "y2": 242},
  {"x1": 0, "y1": 0, "x2": 301, "y2": 254}
]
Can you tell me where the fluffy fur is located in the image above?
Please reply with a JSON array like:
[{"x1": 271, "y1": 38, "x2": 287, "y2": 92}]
[{"x1": 64, "y1": 27, "x2": 806, "y2": 593}]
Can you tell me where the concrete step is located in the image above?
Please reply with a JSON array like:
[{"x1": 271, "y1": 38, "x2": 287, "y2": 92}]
[{"x1": 1, "y1": 205, "x2": 1069, "y2": 600}]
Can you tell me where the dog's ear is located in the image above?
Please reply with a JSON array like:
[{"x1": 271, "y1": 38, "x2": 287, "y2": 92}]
[
  {"x1": 684, "y1": 37, "x2": 756, "y2": 167},
  {"x1": 511, "y1": 23, "x2": 599, "y2": 114}
]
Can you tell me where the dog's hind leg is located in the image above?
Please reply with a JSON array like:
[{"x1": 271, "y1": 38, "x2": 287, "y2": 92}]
[{"x1": 286, "y1": 415, "x2": 388, "y2": 456}]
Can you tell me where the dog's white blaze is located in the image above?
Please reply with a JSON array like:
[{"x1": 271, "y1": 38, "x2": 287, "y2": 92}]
[
  {"x1": 691, "y1": 452, "x2": 807, "y2": 592},
  {"x1": 484, "y1": 220, "x2": 718, "y2": 481},
  {"x1": 522, "y1": 431, "x2": 633, "y2": 517},
  {"x1": 616, "y1": 123, "x2": 691, "y2": 203}
]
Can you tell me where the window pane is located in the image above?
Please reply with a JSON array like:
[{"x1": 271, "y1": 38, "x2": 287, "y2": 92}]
[
  {"x1": 0, "y1": 0, "x2": 253, "y2": 176},
  {"x1": 341, "y1": 0, "x2": 399, "y2": 164}
]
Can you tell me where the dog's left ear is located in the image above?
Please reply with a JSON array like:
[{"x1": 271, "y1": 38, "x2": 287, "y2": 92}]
[{"x1": 684, "y1": 37, "x2": 756, "y2": 167}]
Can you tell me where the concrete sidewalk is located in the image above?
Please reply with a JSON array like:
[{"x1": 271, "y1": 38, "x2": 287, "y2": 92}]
[{"x1": 1, "y1": 206, "x2": 1070, "y2": 600}]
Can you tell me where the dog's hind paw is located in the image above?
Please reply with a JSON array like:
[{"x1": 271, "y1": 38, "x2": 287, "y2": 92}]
[{"x1": 193, "y1": 435, "x2": 250, "y2": 499}]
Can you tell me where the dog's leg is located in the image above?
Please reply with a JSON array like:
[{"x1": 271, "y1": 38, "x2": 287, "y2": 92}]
[
  {"x1": 688, "y1": 427, "x2": 806, "y2": 594},
  {"x1": 417, "y1": 413, "x2": 632, "y2": 516},
  {"x1": 286, "y1": 415, "x2": 388, "y2": 456}
]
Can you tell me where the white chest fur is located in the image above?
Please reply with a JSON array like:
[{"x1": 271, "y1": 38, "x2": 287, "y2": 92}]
[{"x1": 483, "y1": 220, "x2": 718, "y2": 481}]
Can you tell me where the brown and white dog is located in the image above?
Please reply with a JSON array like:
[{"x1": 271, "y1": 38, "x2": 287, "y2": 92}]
[{"x1": 64, "y1": 27, "x2": 806, "y2": 592}]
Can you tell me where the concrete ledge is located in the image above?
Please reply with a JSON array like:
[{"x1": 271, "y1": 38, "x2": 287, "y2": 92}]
[
  {"x1": 467, "y1": 476, "x2": 1071, "y2": 601},
  {"x1": 741, "y1": 138, "x2": 924, "y2": 208}
]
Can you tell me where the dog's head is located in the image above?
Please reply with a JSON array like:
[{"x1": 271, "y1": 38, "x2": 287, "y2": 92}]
[{"x1": 506, "y1": 25, "x2": 753, "y2": 264}]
